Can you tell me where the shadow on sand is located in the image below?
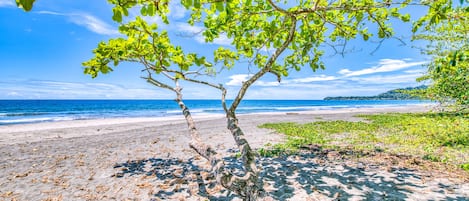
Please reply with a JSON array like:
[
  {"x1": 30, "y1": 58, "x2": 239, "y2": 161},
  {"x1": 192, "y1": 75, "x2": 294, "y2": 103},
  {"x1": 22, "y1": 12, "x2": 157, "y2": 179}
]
[{"x1": 113, "y1": 149, "x2": 468, "y2": 200}]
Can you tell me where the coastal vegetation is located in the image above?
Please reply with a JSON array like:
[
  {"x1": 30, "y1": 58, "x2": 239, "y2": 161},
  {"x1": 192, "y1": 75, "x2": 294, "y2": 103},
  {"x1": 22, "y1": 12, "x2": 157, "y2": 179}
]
[
  {"x1": 260, "y1": 112, "x2": 469, "y2": 171},
  {"x1": 410, "y1": 1, "x2": 469, "y2": 111},
  {"x1": 16, "y1": 0, "x2": 468, "y2": 200},
  {"x1": 324, "y1": 85, "x2": 427, "y2": 100}
]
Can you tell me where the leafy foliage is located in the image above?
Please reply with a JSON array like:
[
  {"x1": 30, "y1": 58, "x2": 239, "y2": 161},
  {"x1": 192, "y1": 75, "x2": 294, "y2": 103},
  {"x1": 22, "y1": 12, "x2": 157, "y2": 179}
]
[
  {"x1": 412, "y1": 1, "x2": 469, "y2": 110},
  {"x1": 82, "y1": 0, "x2": 413, "y2": 83},
  {"x1": 260, "y1": 112, "x2": 469, "y2": 169}
]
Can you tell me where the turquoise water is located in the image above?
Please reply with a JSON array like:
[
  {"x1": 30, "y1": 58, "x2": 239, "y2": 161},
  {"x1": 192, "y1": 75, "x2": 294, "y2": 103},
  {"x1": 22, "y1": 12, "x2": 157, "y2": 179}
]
[{"x1": 0, "y1": 100, "x2": 429, "y2": 125}]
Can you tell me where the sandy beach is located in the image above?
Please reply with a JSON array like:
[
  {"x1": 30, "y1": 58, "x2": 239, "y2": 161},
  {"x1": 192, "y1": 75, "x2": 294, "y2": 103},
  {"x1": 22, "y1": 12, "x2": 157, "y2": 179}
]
[{"x1": 1, "y1": 105, "x2": 468, "y2": 200}]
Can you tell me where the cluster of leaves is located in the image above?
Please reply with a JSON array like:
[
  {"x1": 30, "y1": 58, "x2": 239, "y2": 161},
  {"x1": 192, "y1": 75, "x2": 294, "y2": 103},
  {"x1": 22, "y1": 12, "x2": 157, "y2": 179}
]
[
  {"x1": 15, "y1": 0, "x2": 35, "y2": 11},
  {"x1": 80, "y1": 0, "x2": 415, "y2": 83},
  {"x1": 412, "y1": 0, "x2": 469, "y2": 110},
  {"x1": 83, "y1": 4, "x2": 216, "y2": 79},
  {"x1": 260, "y1": 112, "x2": 469, "y2": 169}
]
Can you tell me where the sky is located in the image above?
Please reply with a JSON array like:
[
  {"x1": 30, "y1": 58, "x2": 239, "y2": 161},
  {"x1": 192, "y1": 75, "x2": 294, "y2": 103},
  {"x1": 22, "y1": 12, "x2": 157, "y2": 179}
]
[{"x1": 0, "y1": 0, "x2": 430, "y2": 100}]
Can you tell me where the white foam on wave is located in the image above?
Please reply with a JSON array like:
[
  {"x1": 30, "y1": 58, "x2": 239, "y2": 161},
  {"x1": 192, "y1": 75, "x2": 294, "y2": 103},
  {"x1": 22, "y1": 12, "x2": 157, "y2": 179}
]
[
  {"x1": 165, "y1": 108, "x2": 221, "y2": 114},
  {"x1": 165, "y1": 110, "x2": 182, "y2": 114},
  {"x1": 0, "y1": 117, "x2": 76, "y2": 124}
]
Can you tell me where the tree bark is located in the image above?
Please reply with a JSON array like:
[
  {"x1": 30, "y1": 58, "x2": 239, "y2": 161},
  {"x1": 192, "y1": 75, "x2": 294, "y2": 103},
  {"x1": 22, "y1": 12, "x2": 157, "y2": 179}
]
[
  {"x1": 174, "y1": 86, "x2": 262, "y2": 200},
  {"x1": 226, "y1": 116, "x2": 263, "y2": 200}
]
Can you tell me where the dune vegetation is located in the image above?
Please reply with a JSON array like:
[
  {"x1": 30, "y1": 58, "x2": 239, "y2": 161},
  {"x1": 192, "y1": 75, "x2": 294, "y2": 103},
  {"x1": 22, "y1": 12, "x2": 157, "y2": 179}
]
[{"x1": 260, "y1": 112, "x2": 469, "y2": 171}]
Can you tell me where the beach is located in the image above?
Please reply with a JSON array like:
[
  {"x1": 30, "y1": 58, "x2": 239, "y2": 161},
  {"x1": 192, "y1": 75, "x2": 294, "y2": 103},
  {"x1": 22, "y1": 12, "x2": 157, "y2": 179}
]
[{"x1": 1, "y1": 105, "x2": 468, "y2": 200}]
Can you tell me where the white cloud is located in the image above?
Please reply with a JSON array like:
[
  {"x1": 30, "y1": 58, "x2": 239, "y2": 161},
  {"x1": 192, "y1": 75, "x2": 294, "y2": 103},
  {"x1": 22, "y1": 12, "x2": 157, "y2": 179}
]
[
  {"x1": 404, "y1": 69, "x2": 426, "y2": 74},
  {"x1": 240, "y1": 82, "x2": 393, "y2": 100},
  {"x1": 0, "y1": 0, "x2": 14, "y2": 7},
  {"x1": 226, "y1": 74, "x2": 250, "y2": 86},
  {"x1": 0, "y1": 80, "x2": 173, "y2": 99},
  {"x1": 226, "y1": 74, "x2": 338, "y2": 87},
  {"x1": 348, "y1": 73, "x2": 423, "y2": 84},
  {"x1": 289, "y1": 75, "x2": 337, "y2": 83},
  {"x1": 223, "y1": 57, "x2": 428, "y2": 99},
  {"x1": 176, "y1": 23, "x2": 232, "y2": 46},
  {"x1": 226, "y1": 74, "x2": 282, "y2": 87},
  {"x1": 37, "y1": 11, "x2": 119, "y2": 36},
  {"x1": 338, "y1": 69, "x2": 352, "y2": 75},
  {"x1": 6, "y1": 91, "x2": 19, "y2": 96},
  {"x1": 338, "y1": 59, "x2": 428, "y2": 77},
  {"x1": 69, "y1": 13, "x2": 119, "y2": 35},
  {"x1": 177, "y1": 23, "x2": 203, "y2": 34},
  {"x1": 169, "y1": 1, "x2": 187, "y2": 19},
  {"x1": 37, "y1": 10, "x2": 62, "y2": 15},
  {"x1": 212, "y1": 34, "x2": 233, "y2": 46},
  {"x1": 256, "y1": 81, "x2": 281, "y2": 87}
]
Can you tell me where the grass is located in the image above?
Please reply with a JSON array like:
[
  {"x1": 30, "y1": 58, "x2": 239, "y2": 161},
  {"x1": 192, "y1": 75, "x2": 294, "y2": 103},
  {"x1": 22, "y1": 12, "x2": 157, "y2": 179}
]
[{"x1": 259, "y1": 112, "x2": 469, "y2": 170}]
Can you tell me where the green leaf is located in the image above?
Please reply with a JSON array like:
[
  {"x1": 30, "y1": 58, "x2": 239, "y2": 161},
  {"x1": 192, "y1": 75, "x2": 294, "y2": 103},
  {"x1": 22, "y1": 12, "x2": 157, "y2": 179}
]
[
  {"x1": 204, "y1": 62, "x2": 213, "y2": 67},
  {"x1": 363, "y1": 34, "x2": 369, "y2": 41},
  {"x1": 400, "y1": 14, "x2": 410, "y2": 22},
  {"x1": 356, "y1": 12, "x2": 363, "y2": 22},
  {"x1": 216, "y1": 2, "x2": 224, "y2": 12},
  {"x1": 112, "y1": 9, "x2": 123, "y2": 23},
  {"x1": 147, "y1": 4, "x2": 156, "y2": 16},
  {"x1": 17, "y1": 0, "x2": 35, "y2": 11},
  {"x1": 194, "y1": 0, "x2": 201, "y2": 9},
  {"x1": 378, "y1": 29, "x2": 385, "y2": 38},
  {"x1": 226, "y1": 4, "x2": 233, "y2": 15},
  {"x1": 122, "y1": 8, "x2": 129, "y2": 16},
  {"x1": 175, "y1": 72, "x2": 184, "y2": 79},
  {"x1": 140, "y1": 6, "x2": 147, "y2": 16},
  {"x1": 182, "y1": 0, "x2": 192, "y2": 9}
]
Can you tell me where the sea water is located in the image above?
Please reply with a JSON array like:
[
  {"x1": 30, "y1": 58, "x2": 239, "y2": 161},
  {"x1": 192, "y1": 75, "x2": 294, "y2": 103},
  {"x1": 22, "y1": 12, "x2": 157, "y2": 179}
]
[{"x1": 0, "y1": 99, "x2": 429, "y2": 125}]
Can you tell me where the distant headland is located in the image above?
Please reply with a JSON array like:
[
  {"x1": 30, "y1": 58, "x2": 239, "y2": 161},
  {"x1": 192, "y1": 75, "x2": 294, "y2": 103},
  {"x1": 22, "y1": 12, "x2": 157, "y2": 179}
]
[{"x1": 324, "y1": 86, "x2": 427, "y2": 100}]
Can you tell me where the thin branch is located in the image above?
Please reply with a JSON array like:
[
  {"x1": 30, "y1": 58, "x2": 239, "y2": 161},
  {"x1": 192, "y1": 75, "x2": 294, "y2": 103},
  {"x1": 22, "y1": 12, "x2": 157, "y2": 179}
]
[
  {"x1": 183, "y1": 77, "x2": 223, "y2": 90},
  {"x1": 143, "y1": 76, "x2": 177, "y2": 92},
  {"x1": 229, "y1": 15, "x2": 297, "y2": 117},
  {"x1": 366, "y1": 10, "x2": 389, "y2": 37},
  {"x1": 162, "y1": 71, "x2": 177, "y2": 81},
  {"x1": 266, "y1": 0, "x2": 291, "y2": 15}
]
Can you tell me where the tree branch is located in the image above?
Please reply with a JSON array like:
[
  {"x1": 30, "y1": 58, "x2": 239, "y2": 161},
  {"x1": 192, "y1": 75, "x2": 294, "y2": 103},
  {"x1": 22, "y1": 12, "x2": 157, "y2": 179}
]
[{"x1": 229, "y1": 16, "x2": 298, "y2": 115}]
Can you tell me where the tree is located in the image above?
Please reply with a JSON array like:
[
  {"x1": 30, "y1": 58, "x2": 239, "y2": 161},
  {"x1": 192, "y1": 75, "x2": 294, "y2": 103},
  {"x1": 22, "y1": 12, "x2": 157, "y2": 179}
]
[
  {"x1": 412, "y1": 0, "x2": 469, "y2": 110},
  {"x1": 18, "y1": 0, "x2": 415, "y2": 200}
]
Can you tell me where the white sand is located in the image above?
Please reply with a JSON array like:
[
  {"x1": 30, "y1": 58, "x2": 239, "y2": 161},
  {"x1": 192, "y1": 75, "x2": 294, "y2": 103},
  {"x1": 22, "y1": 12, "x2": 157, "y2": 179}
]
[{"x1": 0, "y1": 105, "x2": 467, "y2": 200}]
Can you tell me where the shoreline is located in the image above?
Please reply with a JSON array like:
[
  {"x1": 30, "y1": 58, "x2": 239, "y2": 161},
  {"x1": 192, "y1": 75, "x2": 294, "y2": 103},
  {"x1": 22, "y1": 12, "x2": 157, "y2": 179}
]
[
  {"x1": 2, "y1": 104, "x2": 466, "y2": 201},
  {"x1": 0, "y1": 100, "x2": 433, "y2": 126},
  {"x1": 0, "y1": 103, "x2": 433, "y2": 131},
  {"x1": 0, "y1": 105, "x2": 432, "y2": 146}
]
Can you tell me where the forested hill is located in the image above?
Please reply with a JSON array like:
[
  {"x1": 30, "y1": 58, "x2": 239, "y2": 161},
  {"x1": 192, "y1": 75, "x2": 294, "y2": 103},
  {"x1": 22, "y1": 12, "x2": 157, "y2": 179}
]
[{"x1": 324, "y1": 86, "x2": 427, "y2": 100}]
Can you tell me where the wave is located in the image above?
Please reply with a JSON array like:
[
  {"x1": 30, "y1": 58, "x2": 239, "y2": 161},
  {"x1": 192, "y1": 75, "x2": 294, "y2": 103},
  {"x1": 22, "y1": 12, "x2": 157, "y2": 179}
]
[
  {"x1": 165, "y1": 108, "x2": 223, "y2": 114},
  {"x1": 0, "y1": 112, "x2": 47, "y2": 117},
  {"x1": 0, "y1": 116, "x2": 76, "y2": 125},
  {"x1": 0, "y1": 100, "x2": 432, "y2": 125},
  {"x1": 274, "y1": 105, "x2": 351, "y2": 111}
]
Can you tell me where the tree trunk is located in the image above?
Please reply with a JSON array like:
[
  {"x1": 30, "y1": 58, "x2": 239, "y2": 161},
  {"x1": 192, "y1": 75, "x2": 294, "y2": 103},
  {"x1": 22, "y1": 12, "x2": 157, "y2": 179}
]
[
  {"x1": 174, "y1": 89, "x2": 263, "y2": 200},
  {"x1": 226, "y1": 116, "x2": 263, "y2": 200}
]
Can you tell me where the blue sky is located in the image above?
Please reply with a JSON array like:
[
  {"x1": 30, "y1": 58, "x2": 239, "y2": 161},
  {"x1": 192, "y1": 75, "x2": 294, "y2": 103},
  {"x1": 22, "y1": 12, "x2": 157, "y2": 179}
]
[{"x1": 0, "y1": 0, "x2": 430, "y2": 100}]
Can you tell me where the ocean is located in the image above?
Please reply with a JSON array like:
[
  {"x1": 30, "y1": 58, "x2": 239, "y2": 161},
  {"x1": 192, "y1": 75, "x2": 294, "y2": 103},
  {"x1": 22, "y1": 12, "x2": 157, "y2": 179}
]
[{"x1": 0, "y1": 99, "x2": 429, "y2": 125}]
